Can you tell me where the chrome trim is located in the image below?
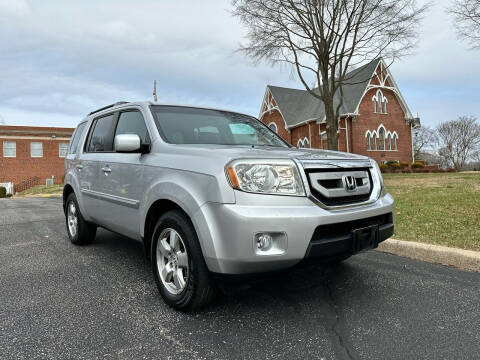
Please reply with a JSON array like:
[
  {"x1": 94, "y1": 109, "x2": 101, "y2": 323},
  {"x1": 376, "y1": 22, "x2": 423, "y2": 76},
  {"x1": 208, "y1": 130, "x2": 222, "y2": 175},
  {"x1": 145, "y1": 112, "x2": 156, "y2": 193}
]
[
  {"x1": 299, "y1": 159, "x2": 372, "y2": 170},
  {"x1": 309, "y1": 170, "x2": 370, "y2": 198},
  {"x1": 81, "y1": 189, "x2": 140, "y2": 209},
  {"x1": 293, "y1": 158, "x2": 382, "y2": 210}
]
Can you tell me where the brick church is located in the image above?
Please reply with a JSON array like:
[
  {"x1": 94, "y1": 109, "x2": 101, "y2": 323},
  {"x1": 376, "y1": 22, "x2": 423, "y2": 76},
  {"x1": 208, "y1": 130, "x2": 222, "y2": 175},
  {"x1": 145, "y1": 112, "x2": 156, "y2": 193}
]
[{"x1": 259, "y1": 58, "x2": 420, "y2": 164}]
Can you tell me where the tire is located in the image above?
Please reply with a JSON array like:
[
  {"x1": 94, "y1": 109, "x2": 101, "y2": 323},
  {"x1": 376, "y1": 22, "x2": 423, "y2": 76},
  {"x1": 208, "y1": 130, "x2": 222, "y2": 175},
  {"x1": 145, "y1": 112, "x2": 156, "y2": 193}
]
[
  {"x1": 65, "y1": 193, "x2": 97, "y2": 245},
  {"x1": 151, "y1": 210, "x2": 217, "y2": 311}
]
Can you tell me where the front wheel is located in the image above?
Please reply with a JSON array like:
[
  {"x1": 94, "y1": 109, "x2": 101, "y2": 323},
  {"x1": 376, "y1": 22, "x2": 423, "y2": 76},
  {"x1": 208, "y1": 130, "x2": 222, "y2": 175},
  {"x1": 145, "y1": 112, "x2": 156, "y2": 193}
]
[{"x1": 151, "y1": 210, "x2": 217, "y2": 311}]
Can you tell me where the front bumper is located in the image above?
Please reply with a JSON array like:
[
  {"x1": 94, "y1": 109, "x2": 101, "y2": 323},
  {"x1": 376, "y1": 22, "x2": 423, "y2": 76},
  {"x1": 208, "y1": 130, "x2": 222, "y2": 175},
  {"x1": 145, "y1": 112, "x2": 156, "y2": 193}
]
[{"x1": 192, "y1": 191, "x2": 394, "y2": 274}]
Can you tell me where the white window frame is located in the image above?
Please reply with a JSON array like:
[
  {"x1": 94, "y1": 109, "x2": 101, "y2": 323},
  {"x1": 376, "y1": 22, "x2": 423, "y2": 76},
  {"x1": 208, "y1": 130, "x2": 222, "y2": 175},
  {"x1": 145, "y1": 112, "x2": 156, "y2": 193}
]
[
  {"x1": 59, "y1": 143, "x2": 69, "y2": 158},
  {"x1": 30, "y1": 142, "x2": 43, "y2": 158},
  {"x1": 267, "y1": 122, "x2": 278, "y2": 133},
  {"x1": 3, "y1": 141, "x2": 16, "y2": 157},
  {"x1": 372, "y1": 89, "x2": 388, "y2": 114}
]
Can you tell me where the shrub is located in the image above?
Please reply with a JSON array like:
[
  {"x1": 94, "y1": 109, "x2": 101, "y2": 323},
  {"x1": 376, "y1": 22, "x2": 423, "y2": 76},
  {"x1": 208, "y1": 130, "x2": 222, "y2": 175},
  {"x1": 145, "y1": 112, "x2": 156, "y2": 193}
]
[
  {"x1": 0, "y1": 186, "x2": 6, "y2": 198},
  {"x1": 390, "y1": 162, "x2": 401, "y2": 171},
  {"x1": 379, "y1": 164, "x2": 388, "y2": 173},
  {"x1": 386, "y1": 160, "x2": 398, "y2": 168},
  {"x1": 6, "y1": 194, "x2": 12, "y2": 198},
  {"x1": 399, "y1": 161, "x2": 409, "y2": 169},
  {"x1": 411, "y1": 162, "x2": 425, "y2": 169}
]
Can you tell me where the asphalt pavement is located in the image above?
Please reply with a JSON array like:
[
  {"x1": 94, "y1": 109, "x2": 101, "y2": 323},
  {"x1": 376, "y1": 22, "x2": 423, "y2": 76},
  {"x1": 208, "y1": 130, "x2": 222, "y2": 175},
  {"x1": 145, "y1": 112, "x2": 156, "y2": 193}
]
[{"x1": 0, "y1": 197, "x2": 479, "y2": 360}]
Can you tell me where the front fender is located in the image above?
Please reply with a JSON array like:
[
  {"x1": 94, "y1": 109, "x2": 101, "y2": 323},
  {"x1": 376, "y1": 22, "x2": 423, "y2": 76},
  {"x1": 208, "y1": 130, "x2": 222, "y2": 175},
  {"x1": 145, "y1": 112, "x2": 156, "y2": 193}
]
[{"x1": 139, "y1": 170, "x2": 235, "y2": 239}]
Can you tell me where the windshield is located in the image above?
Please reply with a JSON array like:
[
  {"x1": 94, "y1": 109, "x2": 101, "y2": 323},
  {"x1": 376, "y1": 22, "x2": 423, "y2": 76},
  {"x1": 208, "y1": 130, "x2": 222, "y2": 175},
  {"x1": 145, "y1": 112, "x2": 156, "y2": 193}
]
[{"x1": 150, "y1": 105, "x2": 289, "y2": 147}]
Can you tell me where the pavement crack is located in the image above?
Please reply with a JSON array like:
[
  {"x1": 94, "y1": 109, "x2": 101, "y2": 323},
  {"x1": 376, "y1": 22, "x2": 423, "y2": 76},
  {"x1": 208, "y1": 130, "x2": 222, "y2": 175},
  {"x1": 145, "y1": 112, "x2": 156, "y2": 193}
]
[{"x1": 325, "y1": 278, "x2": 357, "y2": 360}]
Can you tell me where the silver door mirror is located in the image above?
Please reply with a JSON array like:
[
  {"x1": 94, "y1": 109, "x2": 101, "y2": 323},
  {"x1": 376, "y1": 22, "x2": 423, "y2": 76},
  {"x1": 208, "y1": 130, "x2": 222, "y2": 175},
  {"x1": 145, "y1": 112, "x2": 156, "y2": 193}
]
[{"x1": 114, "y1": 134, "x2": 141, "y2": 152}]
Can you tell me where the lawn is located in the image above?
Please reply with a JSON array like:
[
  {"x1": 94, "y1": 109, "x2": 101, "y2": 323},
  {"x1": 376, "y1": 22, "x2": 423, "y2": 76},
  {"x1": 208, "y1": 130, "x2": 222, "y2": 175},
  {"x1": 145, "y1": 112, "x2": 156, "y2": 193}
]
[
  {"x1": 18, "y1": 184, "x2": 63, "y2": 196},
  {"x1": 383, "y1": 172, "x2": 480, "y2": 251}
]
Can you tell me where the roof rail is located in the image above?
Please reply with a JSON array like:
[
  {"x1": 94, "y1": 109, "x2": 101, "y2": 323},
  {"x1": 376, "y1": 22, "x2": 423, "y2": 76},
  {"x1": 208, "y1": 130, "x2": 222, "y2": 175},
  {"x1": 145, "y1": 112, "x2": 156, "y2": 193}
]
[{"x1": 88, "y1": 101, "x2": 129, "y2": 116}]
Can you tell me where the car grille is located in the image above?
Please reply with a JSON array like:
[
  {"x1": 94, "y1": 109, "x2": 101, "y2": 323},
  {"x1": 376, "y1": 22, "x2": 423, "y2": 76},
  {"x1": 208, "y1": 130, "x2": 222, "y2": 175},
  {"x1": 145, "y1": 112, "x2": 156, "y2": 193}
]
[{"x1": 305, "y1": 167, "x2": 374, "y2": 206}]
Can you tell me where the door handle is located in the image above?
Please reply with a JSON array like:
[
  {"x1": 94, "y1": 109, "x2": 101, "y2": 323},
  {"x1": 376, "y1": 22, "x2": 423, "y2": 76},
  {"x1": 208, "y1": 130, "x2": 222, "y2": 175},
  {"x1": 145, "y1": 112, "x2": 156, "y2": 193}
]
[
  {"x1": 101, "y1": 166, "x2": 112, "y2": 173},
  {"x1": 75, "y1": 164, "x2": 83, "y2": 170}
]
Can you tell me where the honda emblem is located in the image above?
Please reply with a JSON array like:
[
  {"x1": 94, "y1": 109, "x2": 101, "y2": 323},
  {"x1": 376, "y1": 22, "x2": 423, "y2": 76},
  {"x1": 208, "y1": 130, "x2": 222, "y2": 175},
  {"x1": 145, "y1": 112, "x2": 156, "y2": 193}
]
[{"x1": 342, "y1": 175, "x2": 357, "y2": 192}]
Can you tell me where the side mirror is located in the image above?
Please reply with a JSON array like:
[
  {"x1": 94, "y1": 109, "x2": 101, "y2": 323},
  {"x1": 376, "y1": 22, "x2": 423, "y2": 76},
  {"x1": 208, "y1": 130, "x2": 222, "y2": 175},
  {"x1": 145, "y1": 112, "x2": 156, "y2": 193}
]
[{"x1": 114, "y1": 134, "x2": 141, "y2": 153}]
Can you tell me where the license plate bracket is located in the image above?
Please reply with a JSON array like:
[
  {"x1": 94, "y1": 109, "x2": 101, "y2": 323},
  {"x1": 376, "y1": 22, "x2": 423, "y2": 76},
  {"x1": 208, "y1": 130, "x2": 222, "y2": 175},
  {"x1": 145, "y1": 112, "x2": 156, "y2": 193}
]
[{"x1": 352, "y1": 225, "x2": 378, "y2": 253}]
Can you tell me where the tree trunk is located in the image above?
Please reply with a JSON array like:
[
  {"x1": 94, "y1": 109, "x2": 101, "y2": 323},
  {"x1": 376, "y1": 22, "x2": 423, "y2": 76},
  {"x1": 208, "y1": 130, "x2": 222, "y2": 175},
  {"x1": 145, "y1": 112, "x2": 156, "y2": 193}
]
[{"x1": 324, "y1": 99, "x2": 339, "y2": 151}]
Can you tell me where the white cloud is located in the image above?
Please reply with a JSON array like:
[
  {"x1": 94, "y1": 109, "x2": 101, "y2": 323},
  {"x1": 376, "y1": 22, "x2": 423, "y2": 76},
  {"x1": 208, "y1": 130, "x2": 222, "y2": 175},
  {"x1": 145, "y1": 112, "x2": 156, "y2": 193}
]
[
  {"x1": 0, "y1": 0, "x2": 30, "y2": 16},
  {"x1": 0, "y1": 0, "x2": 477, "y2": 128}
]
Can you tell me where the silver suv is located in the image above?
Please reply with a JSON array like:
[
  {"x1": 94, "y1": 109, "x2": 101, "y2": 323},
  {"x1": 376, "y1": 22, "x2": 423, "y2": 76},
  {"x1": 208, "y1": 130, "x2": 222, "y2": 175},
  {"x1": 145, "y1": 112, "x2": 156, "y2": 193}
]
[{"x1": 64, "y1": 101, "x2": 394, "y2": 310}]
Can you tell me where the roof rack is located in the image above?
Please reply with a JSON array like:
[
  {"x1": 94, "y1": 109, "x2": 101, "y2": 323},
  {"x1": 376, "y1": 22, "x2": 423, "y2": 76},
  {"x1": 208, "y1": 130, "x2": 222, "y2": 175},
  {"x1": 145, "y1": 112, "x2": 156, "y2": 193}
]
[{"x1": 88, "y1": 101, "x2": 129, "y2": 116}]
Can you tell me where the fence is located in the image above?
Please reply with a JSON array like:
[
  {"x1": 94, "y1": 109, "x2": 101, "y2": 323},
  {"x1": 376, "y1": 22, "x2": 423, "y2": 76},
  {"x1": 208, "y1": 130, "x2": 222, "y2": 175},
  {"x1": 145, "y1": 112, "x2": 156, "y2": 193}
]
[{"x1": 0, "y1": 182, "x2": 14, "y2": 195}]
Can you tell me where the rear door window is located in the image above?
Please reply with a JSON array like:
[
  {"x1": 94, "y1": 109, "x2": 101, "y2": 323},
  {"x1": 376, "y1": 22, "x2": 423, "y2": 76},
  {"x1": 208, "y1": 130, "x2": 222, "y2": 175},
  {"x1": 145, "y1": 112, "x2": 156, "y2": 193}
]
[{"x1": 86, "y1": 114, "x2": 116, "y2": 152}]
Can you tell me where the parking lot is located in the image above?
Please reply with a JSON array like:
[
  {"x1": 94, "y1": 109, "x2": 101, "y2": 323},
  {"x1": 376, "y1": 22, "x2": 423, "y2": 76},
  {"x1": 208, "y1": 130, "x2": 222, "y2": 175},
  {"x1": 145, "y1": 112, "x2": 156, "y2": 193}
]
[{"x1": 0, "y1": 197, "x2": 479, "y2": 359}]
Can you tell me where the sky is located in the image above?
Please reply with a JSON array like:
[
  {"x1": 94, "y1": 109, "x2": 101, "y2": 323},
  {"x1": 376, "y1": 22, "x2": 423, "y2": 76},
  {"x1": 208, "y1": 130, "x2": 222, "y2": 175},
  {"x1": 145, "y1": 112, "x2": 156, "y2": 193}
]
[{"x1": 0, "y1": 0, "x2": 478, "y2": 129}]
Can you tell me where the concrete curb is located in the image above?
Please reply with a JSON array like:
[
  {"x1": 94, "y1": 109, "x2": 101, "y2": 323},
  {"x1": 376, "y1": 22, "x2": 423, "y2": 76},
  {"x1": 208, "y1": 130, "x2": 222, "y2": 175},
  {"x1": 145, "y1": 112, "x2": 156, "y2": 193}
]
[{"x1": 376, "y1": 239, "x2": 480, "y2": 273}]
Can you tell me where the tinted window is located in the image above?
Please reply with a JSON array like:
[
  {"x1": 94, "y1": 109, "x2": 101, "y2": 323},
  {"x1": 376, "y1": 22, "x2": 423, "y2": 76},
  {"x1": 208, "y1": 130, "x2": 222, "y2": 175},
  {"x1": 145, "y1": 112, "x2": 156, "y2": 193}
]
[
  {"x1": 114, "y1": 111, "x2": 149, "y2": 144},
  {"x1": 69, "y1": 122, "x2": 86, "y2": 154},
  {"x1": 86, "y1": 114, "x2": 116, "y2": 152},
  {"x1": 150, "y1": 106, "x2": 288, "y2": 147}
]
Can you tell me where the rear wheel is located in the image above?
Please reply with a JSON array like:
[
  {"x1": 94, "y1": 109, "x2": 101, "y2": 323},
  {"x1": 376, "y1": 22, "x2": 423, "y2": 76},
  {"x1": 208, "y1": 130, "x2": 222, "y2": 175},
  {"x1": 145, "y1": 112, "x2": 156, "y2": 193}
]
[
  {"x1": 65, "y1": 193, "x2": 96, "y2": 245},
  {"x1": 151, "y1": 210, "x2": 217, "y2": 311}
]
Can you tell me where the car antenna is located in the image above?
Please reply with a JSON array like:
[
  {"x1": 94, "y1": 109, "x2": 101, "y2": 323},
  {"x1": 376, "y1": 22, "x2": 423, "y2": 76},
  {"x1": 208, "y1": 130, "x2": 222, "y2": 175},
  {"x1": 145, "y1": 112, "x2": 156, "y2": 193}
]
[{"x1": 153, "y1": 80, "x2": 158, "y2": 102}]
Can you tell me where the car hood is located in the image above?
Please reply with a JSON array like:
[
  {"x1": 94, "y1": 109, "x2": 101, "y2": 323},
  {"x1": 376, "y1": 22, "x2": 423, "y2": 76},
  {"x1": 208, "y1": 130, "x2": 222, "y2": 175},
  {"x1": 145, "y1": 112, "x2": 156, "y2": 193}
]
[{"x1": 168, "y1": 144, "x2": 369, "y2": 161}]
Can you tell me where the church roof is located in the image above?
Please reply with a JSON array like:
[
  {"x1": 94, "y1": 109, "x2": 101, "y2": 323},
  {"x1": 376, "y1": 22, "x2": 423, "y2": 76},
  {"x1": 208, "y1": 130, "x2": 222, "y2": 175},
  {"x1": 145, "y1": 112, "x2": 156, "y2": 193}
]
[{"x1": 267, "y1": 58, "x2": 381, "y2": 127}]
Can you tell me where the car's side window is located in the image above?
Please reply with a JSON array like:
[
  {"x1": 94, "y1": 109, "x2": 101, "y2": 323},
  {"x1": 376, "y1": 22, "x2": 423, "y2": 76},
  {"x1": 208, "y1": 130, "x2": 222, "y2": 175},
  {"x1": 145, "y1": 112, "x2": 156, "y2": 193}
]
[
  {"x1": 69, "y1": 122, "x2": 87, "y2": 154},
  {"x1": 114, "y1": 111, "x2": 149, "y2": 144},
  {"x1": 86, "y1": 114, "x2": 116, "y2": 152}
]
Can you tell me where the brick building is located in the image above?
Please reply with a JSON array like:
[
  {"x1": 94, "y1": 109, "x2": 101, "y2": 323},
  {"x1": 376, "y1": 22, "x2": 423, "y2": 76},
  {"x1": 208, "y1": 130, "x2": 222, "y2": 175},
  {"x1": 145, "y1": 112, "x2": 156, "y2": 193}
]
[
  {"x1": 0, "y1": 125, "x2": 74, "y2": 192},
  {"x1": 259, "y1": 58, "x2": 420, "y2": 164}
]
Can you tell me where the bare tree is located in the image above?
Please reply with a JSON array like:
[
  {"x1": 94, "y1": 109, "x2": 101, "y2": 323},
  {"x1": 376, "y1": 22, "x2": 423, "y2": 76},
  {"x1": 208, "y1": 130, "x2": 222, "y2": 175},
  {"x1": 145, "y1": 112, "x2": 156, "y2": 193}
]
[
  {"x1": 448, "y1": 0, "x2": 480, "y2": 49},
  {"x1": 232, "y1": 0, "x2": 428, "y2": 150},
  {"x1": 437, "y1": 116, "x2": 480, "y2": 170},
  {"x1": 413, "y1": 125, "x2": 437, "y2": 160}
]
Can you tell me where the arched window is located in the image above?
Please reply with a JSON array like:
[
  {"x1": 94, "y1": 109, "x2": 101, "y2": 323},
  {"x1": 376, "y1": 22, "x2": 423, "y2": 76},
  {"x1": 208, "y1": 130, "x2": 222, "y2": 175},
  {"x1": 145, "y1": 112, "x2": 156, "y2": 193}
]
[
  {"x1": 393, "y1": 134, "x2": 398, "y2": 150},
  {"x1": 303, "y1": 138, "x2": 310, "y2": 148},
  {"x1": 379, "y1": 128, "x2": 385, "y2": 150},
  {"x1": 372, "y1": 134, "x2": 377, "y2": 150},
  {"x1": 366, "y1": 133, "x2": 371, "y2": 150},
  {"x1": 372, "y1": 90, "x2": 388, "y2": 114},
  {"x1": 268, "y1": 122, "x2": 277, "y2": 133},
  {"x1": 387, "y1": 134, "x2": 392, "y2": 150},
  {"x1": 297, "y1": 139, "x2": 304, "y2": 148}
]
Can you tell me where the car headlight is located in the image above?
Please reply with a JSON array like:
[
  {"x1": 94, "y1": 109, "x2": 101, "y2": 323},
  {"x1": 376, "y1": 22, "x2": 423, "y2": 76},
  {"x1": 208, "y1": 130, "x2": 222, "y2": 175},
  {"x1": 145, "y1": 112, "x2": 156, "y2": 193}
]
[
  {"x1": 371, "y1": 160, "x2": 387, "y2": 197},
  {"x1": 226, "y1": 159, "x2": 305, "y2": 196}
]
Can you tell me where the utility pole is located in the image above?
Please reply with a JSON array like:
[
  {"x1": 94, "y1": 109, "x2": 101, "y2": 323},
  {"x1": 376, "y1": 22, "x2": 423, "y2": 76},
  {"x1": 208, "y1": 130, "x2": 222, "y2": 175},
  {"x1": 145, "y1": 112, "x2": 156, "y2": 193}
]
[{"x1": 153, "y1": 80, "x2": 158, "y2": 102}]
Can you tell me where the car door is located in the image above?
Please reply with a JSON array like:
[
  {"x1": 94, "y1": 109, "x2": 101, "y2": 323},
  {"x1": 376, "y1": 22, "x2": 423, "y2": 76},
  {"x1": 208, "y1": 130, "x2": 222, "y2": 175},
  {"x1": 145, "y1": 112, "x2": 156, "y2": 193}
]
[
  {"x1": 95, "y1": 109, "x2": 151, "y2": 240},
  {"x1": 79, "y1": 112, "x2": 118, "y2": 225}
]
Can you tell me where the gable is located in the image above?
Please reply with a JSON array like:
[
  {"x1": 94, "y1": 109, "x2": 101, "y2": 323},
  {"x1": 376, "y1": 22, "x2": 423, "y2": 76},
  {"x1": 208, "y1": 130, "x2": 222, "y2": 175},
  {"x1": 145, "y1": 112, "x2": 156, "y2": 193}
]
[{"x1": 265, "y1": 58, "x2": 384, "y2": 127}]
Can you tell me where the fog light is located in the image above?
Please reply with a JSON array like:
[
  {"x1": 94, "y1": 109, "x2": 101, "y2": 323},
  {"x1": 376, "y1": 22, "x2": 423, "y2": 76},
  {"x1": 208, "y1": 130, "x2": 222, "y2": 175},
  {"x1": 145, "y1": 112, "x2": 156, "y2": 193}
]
[
  {"x1": 254, "y1": 232, "x2": 287, "y2": 256},
  {"x1": 257, "y1": 234, "x2": 273, "y2": 250}
]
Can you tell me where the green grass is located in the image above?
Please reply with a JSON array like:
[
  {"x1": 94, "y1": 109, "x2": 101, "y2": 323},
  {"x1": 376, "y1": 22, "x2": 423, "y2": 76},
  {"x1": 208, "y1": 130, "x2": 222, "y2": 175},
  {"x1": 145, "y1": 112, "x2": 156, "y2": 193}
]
[
  {"x1": 18, "y1": 184, "x2": 63, "y2": 196},
  {"x1": 383, "y1": 172, "x2": 480, "y2": 251}
]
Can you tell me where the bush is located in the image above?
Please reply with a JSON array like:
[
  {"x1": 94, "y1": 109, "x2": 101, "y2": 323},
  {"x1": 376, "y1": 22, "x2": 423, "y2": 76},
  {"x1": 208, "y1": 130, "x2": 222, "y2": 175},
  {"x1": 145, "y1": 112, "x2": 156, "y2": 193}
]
[
  {"x1": 6, "y1": 194, "x2": 12, "y2": 198},
  {"x1": 379, "y1": 164, "x2": 388, "y2": 173},
  {"x1": 386, "y1": 160, "x2": 398, "y2": 168},
  {"x1": 411, "y1": 162, "x2": 425, "y2": 169},
  {"x1": 399, "y1": 161, "x2": 409, "y2": 169},
  {"x1": 0, "y1": 187, "x2": 6, "y2": 198},
  {"x1": 390, "y1": 162, "x2": 401, "y2": 171}
]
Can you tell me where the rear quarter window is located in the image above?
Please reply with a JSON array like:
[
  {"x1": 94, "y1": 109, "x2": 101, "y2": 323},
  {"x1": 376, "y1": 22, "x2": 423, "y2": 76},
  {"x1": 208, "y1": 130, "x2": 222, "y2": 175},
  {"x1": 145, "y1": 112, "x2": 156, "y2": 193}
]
[{"x1": 69, "y1": 122, "x2": 87, "y2": 154}]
